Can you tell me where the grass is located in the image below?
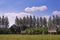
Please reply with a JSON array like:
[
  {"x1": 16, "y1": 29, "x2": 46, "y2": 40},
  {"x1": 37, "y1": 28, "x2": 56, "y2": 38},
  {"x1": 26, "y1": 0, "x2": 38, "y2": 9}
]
[{"x1": 0, "y1": 34, "x2": 60, "y2": 40}]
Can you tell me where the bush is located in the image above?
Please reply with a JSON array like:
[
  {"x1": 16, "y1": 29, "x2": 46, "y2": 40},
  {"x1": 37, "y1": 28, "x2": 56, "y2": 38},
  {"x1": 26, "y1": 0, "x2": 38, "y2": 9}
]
[
  {"x1": 0, "y1": 28, "x2": 10, "y2": 34},
  {"x1": 9, "y1": 24, "x2": 21, "y2": 34},
  {"x1": 43, "y1": 27, "x2": 48, "y2": 34},
  {"x1": 57, "y1": 28, "x2": 60, "y2": 34},
  {"x1": 26, "y1": 27, "x2": 48, "y2": 34},
  {"x1": 26, "y1": 28, "x2": 34, "y2": 34}
]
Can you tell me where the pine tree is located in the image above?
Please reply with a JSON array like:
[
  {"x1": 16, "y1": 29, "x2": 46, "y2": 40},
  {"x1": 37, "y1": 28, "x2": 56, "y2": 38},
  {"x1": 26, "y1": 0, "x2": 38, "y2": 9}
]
[
  {"x1": 29, "y1": 15, "x2": 33, "y2": 27},
  {"x1": 23, "y1": 16, "x2": 26, "y2": 26},
  {"x1": 56, "y1": 15, "x2": 60, "y2": 25},
  {"x1": 40, "y1": 17, "x2": 43, "y2": 27},
  {"x1": 5, "y1": 16, "x2": 9, "y2": 28},
  {"x1": 0, "y1": 17, "x2": 1, "y2": 25},
  {"x1": 36, "y1": 17, "x2": 40, "y2": 27},
  {"x1": 1, "y1": 16, "x2": 5, "y2": 25},
  {"x1": 32, "y1": 16, "x2": 36, "y2": 28},
  {"x1": 26, "y1": 16, "x2": 30, "y2": 27},
  {"x1": 53, "y1": 15, "x2": 56, "y2": 24},
  {"x1": 19, "y1": 18, "x2": 23, "y2": 26},
  {"x1": 15, "y1": 16, "x2": 19, "y2": 26},
  {"x1": 43, "y1": 17, "x2": 47, "y2": 27}
]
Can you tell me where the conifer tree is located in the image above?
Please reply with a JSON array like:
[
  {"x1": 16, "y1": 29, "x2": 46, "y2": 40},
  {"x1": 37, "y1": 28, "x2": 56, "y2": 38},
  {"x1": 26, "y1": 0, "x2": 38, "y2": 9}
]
[
  {"x1": 56, "y1": 15, "x2": 60, "y2": 25},
  {"x1": 15, "y1": 16, "x2": 19, "y2": 26},
  {"x1": 5, "y1": 16, "x2": 9, "y2": 28},
  {"x1": 0, "y1": 17, "x2": 1, "y2": 25},
  {"x1": 23, "y1": 16, "x2": 26, "y2": 26},
  {"x1": 29, "y1": 15, "x2": 33, "y2": 27},
  {"x1": 37, "y1": 17, "x2": 40, "y2": 27},
  {"x1": 40, "y1": 17, "x2": 43, "y2": 27},
  {"x1": 26, "y1": 16, "x2": 30, "y2": 27},
  {"x1": 1, "y1": 16, "x2": 5, "y2": 25},
  {"x1": 32, "y1": 16, "x2": 36, "y2": 28},
  {"x1": 43, "y1": 17, "x2": 47, "y2": 27}
]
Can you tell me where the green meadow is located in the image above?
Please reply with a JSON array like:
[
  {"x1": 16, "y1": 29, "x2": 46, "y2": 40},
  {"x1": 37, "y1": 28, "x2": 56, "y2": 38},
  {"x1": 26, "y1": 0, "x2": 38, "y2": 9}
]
[{"x1": 0, "y1": 34, "x2": 60, "y2": 40}]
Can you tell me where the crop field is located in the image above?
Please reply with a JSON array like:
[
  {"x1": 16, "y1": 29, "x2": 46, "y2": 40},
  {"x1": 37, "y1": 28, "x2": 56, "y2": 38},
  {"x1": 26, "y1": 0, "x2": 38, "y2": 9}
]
[{"x1": 0, "y1": 34, "x2": 60, "y2": 40}]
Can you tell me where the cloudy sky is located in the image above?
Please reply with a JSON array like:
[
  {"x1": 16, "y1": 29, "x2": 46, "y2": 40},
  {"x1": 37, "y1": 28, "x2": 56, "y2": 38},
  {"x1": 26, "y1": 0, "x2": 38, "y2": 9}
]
[{"x1": 0, "y1": 0, "x2": 60, "y2": 27}]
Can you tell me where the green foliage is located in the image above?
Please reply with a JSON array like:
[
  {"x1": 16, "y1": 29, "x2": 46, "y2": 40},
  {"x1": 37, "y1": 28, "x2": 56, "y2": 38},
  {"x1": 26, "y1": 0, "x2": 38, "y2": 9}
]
[
  {"x1": 57, "y1": 28, "x2": 60, "y2": 34},
  {"x1": 26, "y1": 27, "x2": 48, "y2": 34},
  {"x1": 0, "y1": 28, "x2": 10, "y2": 34},
  {"x1": 0, "y1": 15, "x2": 60, "y2": 34},
  {"x1": 37, "y1": 27, "x2": 48, "y2": 34},
  {"x1": 43, "y1": 27, "x2": 48, "y2": 34},
  {"x1": 26, "y1": 28, "x2": 34, "y2": 34},
  {"x1": 9, "y1": 24, "x2": 21, "y2": 34}
]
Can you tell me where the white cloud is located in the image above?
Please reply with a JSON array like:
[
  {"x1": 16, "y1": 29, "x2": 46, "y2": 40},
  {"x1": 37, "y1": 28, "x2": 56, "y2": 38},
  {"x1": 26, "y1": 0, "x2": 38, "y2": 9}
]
[
  {"x1": 3, "y1": 12, "x2": 32, "y2": 27},
  {"x1": 52, "y1": 11, "x2": 60, "y2": 15},
  {"x1": 25, "y1": 6, "x2": 47, "y2": 12}
]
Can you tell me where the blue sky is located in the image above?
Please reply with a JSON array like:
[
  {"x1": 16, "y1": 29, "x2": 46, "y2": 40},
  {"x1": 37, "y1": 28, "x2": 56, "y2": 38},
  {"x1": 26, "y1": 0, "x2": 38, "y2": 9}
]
[
  {"x1": 0, "y1": 0, "x2": 60, "y2": 15},
  {"x1": 0, "y1": 0, "x2": 60, "y2": 26}
]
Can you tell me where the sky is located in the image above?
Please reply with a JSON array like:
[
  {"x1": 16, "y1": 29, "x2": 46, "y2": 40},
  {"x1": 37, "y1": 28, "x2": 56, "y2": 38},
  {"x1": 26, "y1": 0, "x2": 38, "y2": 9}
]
[{"x1": 0, "y1": 0, "x2": 60, "y2": 27}]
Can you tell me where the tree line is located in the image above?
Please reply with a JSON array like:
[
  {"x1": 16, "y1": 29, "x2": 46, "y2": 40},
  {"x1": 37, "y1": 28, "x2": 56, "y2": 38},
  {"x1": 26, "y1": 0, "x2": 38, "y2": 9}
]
[{"x1": 0, "y1": 15, "x2": 60, "y2": 34}]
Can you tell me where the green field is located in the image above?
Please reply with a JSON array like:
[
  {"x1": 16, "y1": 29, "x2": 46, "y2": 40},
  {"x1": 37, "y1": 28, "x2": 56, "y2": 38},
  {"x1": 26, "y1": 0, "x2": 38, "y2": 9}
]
[{"x1": 0, "y1": 34, "x2": 60, "y2": 40}]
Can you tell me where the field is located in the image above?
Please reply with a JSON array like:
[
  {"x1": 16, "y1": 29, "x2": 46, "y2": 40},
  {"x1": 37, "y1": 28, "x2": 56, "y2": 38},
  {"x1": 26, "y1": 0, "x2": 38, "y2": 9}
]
[{"x1": 0, "y1": 34, "x2": 60, "y2": 40}]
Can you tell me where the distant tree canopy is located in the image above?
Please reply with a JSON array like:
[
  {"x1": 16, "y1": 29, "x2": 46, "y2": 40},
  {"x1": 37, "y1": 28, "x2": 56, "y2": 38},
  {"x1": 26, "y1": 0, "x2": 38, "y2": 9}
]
[
  {"x1": 14, "y1": 15, "x2": 60, "y2": 28},
  {"x1": 15, "y1": 16, "x2": 48, "y2": 28},
  {"x1": 0, "y1": 16, "x2": 9, "y2": 28},
  {"x1": 0, "y1": 15, "x2": 60, "y2": 34}
]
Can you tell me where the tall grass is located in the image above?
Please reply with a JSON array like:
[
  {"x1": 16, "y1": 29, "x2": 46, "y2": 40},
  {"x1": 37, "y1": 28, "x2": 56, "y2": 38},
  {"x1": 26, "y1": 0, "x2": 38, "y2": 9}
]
[{"x1": 0, "y1": 34, "x2": 60, "y2": 40}]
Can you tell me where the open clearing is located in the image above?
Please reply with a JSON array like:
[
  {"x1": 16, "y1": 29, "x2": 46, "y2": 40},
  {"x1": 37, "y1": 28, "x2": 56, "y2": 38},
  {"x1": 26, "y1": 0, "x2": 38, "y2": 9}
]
[{"x1": 0, "y1": 34, "x2": 60, "y2": 40}]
